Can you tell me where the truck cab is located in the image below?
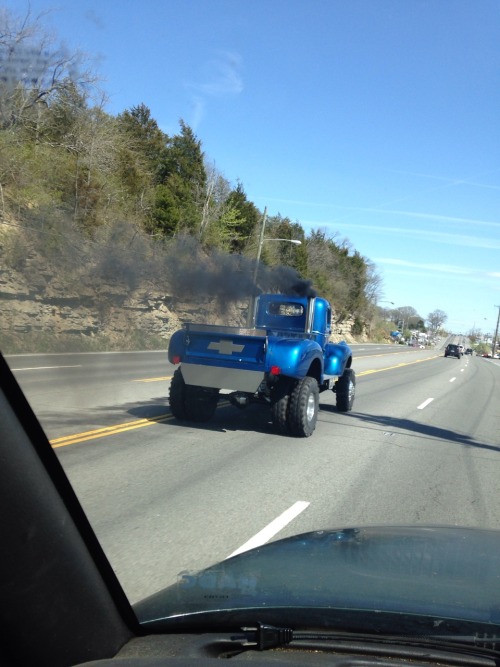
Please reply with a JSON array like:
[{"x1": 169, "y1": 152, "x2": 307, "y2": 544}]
[{"x1": 254, "y1": 294, "x2": 332, "y2": 349}]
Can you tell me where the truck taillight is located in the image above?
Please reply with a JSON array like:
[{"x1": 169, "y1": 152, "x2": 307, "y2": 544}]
[
  {"x1": 172, "y1": 355, "x2": 181, "y2": 365},
  {"x1": 270, "y1": 365, "x2": 281, "y2": 376}
]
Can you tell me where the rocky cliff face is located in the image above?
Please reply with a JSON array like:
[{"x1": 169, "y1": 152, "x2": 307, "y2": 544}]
[{"x1": 0, "y1": 259, "x2": 355, "y2": 353}]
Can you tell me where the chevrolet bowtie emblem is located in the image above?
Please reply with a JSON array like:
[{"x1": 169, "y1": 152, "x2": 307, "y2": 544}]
[{"x1": 208, "y1": 340, "x2": 245, "y2": 355}]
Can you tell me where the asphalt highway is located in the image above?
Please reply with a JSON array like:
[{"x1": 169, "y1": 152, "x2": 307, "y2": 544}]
[{"x1": 7, "y1": 344, "x2": 500, "y2": 604}]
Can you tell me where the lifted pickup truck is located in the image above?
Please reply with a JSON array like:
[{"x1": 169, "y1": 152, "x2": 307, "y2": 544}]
[{"x1": 168, "y1": 293, "x2": 354, "y2": 437}]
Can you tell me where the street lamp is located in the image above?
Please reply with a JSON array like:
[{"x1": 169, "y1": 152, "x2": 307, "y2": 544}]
[
  {"x1": 263, "y1": 239, "x2": 302, "y2": 244},
  {"x1": 252, "y1": 238, "x2": 302, "y2": 284}
]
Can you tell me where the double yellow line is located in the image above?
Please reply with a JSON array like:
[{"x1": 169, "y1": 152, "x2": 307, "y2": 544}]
[
  {"x1": 50, "y1": 413, "x2": 173, "y2": 448},
  {"x1": 50, "y1": 374, "x2": 173, "y2": 447},
  {"x1": 51, "y1": 354, "x2": 440, "y2": 449},
  {"x1": 357, "y1": 354, "x2": 440, "y2": 377}
]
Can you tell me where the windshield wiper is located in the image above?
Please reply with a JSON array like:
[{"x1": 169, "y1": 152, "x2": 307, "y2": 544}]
[
  {"x1": 233, "y1": 623, "x2": 500, "y2": 664},
  {"x1": 237, "y1": 623, "x2": 294, "y2": 650}
]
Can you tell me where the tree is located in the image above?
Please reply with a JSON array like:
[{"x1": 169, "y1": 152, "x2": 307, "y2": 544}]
[
  {"x1": 150, "y1": 183, "x2": 181, "y2": 237},
  {"x1": 305, "y1": 229, "x2": 348, "y2": 310},
  {"x1": 116, "y1": 104, "x2": 169, "y2": 184},
  {"x1": 390, "y1": 306, "x2": 419, "y2": 330},
  {"x1": 225, "y1": 181, "x2": 260, "y2": 252},
  {"x1": 202, "y1": 204, "x2": 246, "y2": 251},
  {"x1": 363, "y1": 259, "x2": 383, "y2": 305},
  {"x1": 0, "y1": 8, "x2": 121, "y2": 235},
  {"x1": 302, "y1": 228, "x2": 380, "y2": 330},
  {"x1": 198, "y1": 161, "x2": 233, "y2": 245},
  {"x1": 150, "y1": 120, "x2": 206, "y2": 236},
  {"x1": 427, "y1": 309, "x2": 448, "y2": 332},
  {"x1": 156, "y1": 119, "x2": 205, "y2": 193},
  {"x1": 115, "y1": 104, "x2": 169, "y2": 223},
  {"x1": 0, "y1": 7, "x2": 97, "y2": 131},
  {"x1": 72, "y1": 102, "x2": 122, "y2": 229},
  {"x1": 34, "y1": 79, "x2": 87, "y2": 145}
]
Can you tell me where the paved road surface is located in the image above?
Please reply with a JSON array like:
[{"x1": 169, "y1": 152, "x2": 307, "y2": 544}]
[{"x1": 7, "y1": 345, "x2": 500, "y2": 604}]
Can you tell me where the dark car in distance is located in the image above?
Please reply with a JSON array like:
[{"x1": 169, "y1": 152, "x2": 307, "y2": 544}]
[{"x1": 444, "y1": 343, "x2": 461, "y2": 359}]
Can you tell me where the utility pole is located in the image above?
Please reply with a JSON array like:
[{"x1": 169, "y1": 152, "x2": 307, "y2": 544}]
[
  {"x1": 492, "y1": 305, "x2": 500, "y2": 357},
  {"x1": 252, "y1": 207, "x2": 268, "y2": 286}
]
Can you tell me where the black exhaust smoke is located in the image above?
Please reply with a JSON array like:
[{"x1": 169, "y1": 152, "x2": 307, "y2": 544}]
[{"x1": 164, "y1": 236, "x2": 316, "y2": 302}]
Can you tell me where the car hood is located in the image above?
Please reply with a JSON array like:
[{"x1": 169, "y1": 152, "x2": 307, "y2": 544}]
[{"x1": 134, "y1": 526, "x2": 500, "y2": 633}]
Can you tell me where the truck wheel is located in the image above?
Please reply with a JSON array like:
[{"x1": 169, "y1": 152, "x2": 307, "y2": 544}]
[
  {"x1": 169, "y1": 368, "x2": 188, "y2": 420},
  {"x1": 288, "y1": 376, "x2": 319, "y2": 437},
  {"x1": 270, "y1": 378, "x2": 292, "y2": 434},
  {"x1": 184, "y1": 385, "x2": 219, "y2": 422},
  {"x1": 336, "y1": 368, "x2": 356, "y2": 412}
]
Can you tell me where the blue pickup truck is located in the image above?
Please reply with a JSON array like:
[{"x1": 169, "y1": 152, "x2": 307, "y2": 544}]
[{"x1": 168, "y1": 293, "x2": 355, "y2": 437}]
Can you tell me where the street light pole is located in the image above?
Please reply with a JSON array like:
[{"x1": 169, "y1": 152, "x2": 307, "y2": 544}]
[
  {"x1": 252, "y1": 207, "x2": 268, "y2": 286},
  {"x1": 492, "y1": 305, "x2": 500, "y2": 357}
]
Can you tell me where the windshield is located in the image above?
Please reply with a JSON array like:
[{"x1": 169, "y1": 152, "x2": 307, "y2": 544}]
[{"x1": 2, "y1": 0, "x2": 500, "y2": 638}]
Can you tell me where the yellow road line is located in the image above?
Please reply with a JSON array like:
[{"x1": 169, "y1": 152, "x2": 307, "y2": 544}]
[
  {"x1": 359, "y1": 350, "x2": 431, "y2": 359},
  {"x1": 133, "y1": 376, "x2": 172, "y2": 383},
  {"x1": 357, "y1": 354, "x2": 440, "y2": 376},
  {"x1": 51, "y1": 413, "x2": 172, "y2": 448},
  {"x1": 51, "y1": 400, "x2": 232, "y2": 448},
  {"x1": 52, "y1": 357, "x2": 440, "y2": 448}
]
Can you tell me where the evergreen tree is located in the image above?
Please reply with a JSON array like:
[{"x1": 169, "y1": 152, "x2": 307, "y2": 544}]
[
  {"x1": 203, "y1": 204, "x2": 245, "y2": 251},
  {"x1": 151, "y1": 120, "x2": 206, "y2": 236},
  {"x1": 117, "y1": 104, "x2": 168, "y2": 182},
  {"x1": 225, "y1": 181, "x2": 260, "y2": 252}
]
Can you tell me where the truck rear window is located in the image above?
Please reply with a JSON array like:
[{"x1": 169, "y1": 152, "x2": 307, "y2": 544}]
[{"x1": 267, "y1": 302, "x2": 305, "y2": 317}]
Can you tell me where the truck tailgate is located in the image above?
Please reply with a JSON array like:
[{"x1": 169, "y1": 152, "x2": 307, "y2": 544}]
[
  {"x1": 179, "y1": 324, "x2": 268, "y2": 392},
  {"x1": 183, "y1": 324, "x2": 266, "y2": 366}
]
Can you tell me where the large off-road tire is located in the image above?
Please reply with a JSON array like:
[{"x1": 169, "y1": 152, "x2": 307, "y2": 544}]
[
  {"x1": 184, "y1": 385, "x2": 219, "y2": 422},
  {"x1": 169, "y1": 368, "x2": 188, "y2": 420},
  {"x1": 270, "y1": 378, "x2": 293, "y2": 434},
  {"x1": 288, "y1": 376, "x2": 319, "y2": 437},
  {"x1": 336, "y1": 368, "x2": 356, "y2": 412}
]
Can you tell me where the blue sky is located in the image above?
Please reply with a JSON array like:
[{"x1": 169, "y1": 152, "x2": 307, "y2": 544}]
[{"x1": 7, "y1": 0, "x2": 500, "y2": 335}]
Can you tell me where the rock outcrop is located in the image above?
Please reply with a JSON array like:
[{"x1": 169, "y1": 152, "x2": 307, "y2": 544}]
[{"x1": 0, "y1": 261, "x2": 356, "y2": 352}]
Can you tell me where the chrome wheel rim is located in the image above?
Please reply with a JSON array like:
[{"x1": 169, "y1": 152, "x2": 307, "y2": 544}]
[
  {"x1": 306, "y1": 393, "x2": 316, "y2": 421},
  {"x1": 348, "y1": 380, "x2": 355, "y2": 404}
]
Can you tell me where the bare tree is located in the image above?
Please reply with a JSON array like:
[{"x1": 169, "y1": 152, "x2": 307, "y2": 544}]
[
  {"x1": 0, "y1": 7, "x2": 98, "y2": 130},
  {"x1": 427, "y1": 309, "x2": 448, "y2": 332},
  {"x1": 72, "y1": 99, "x2": 122, "y2": 227},
  {"x1": 199, "y1": 160, "x2": 233, "y2": 242},
  {"x1": 363, "y1": 258, "x2": 383, "y2": 304}
]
